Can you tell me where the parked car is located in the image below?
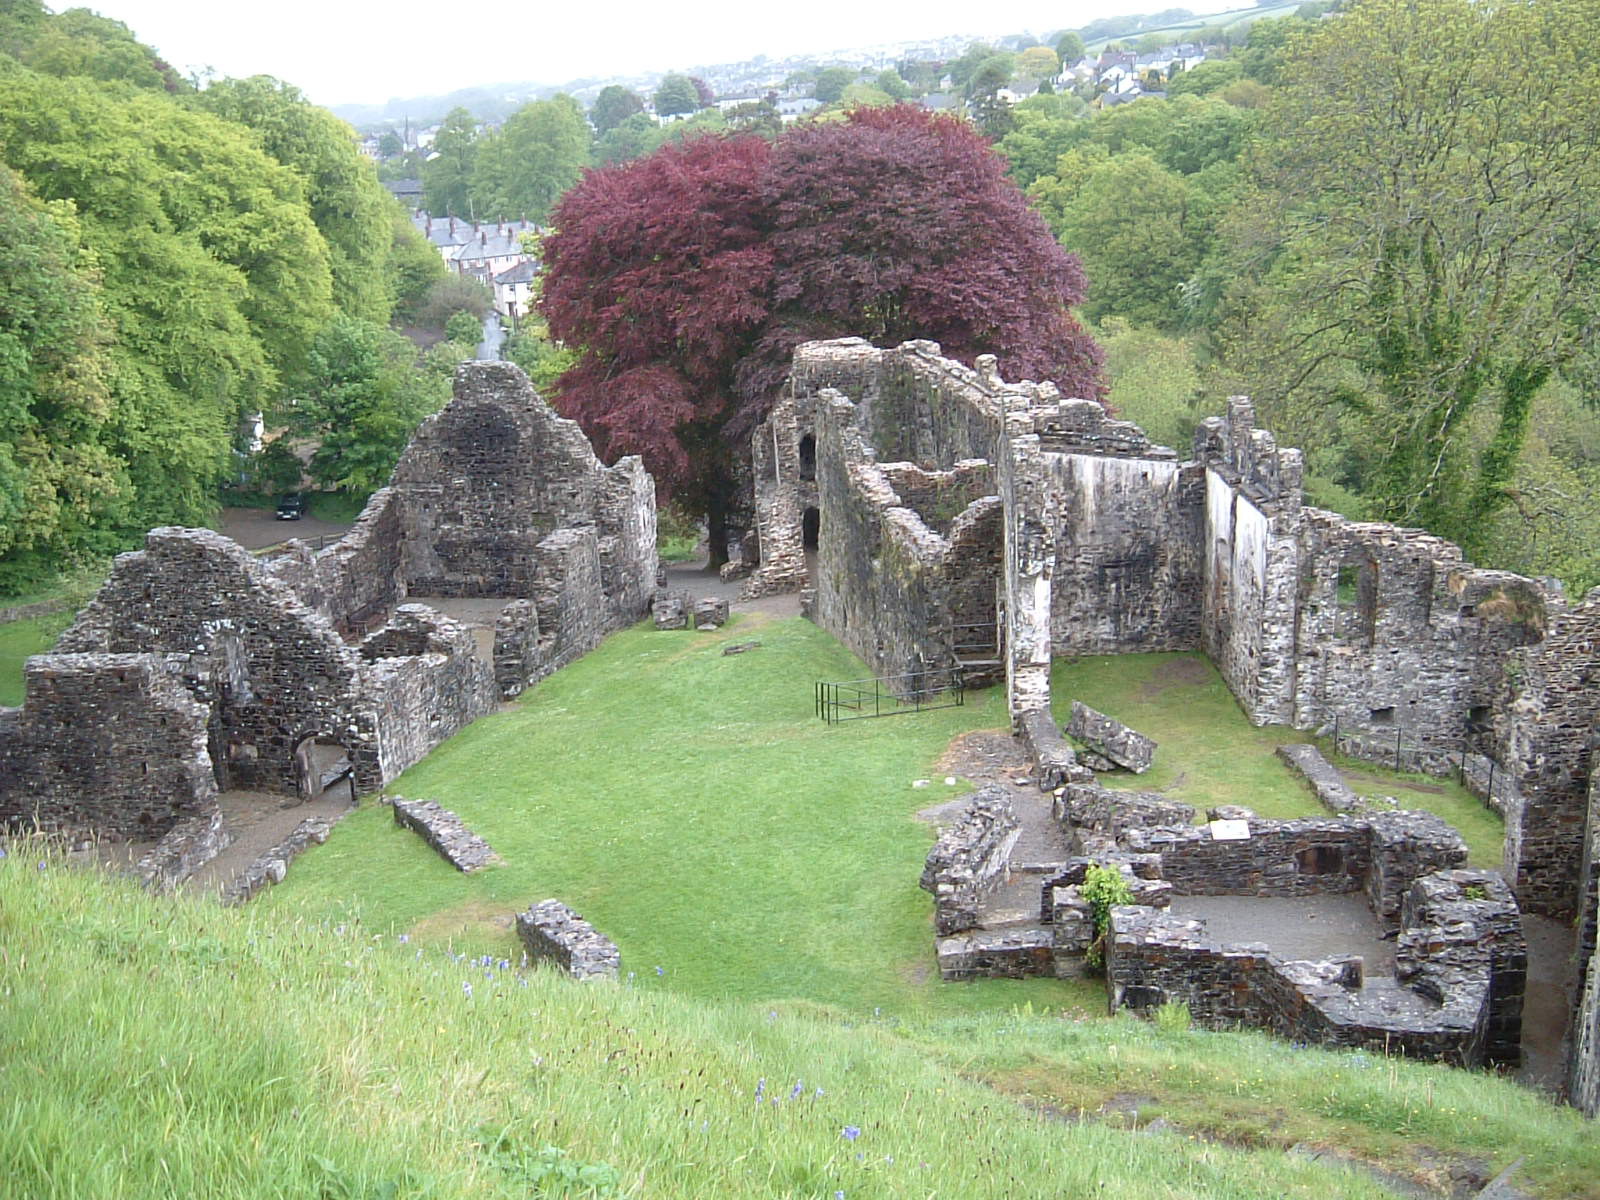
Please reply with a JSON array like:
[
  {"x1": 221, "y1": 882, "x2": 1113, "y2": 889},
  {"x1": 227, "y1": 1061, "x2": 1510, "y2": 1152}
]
[{"x1": 276, "y1": 493, "x2": 308, "y2": 520}]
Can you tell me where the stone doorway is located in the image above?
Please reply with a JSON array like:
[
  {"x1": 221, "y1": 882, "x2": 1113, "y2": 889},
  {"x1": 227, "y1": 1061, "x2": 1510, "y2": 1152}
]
[
  {"x1": 803, "y1": 506, "x2": 820, "y2": 551},
  {"x1": 292, "y1": 735, "x2": 355, "y2": 804}
]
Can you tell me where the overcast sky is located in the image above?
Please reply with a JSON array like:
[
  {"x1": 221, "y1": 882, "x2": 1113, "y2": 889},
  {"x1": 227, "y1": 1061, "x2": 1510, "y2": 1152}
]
[{"x1": 70, "y1": 0, "x2": 1232, "y2": 107}]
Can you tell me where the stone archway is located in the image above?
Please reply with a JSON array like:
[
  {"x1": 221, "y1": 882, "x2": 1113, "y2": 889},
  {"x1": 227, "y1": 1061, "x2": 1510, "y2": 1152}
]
[{"x1": 292, "y1": 735, "x2": 356, "y2": 805}]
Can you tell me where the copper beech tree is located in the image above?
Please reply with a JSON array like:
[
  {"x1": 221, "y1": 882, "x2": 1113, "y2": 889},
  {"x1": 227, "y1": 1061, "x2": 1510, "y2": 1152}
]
[{"x1": 540, "y1": 105, "x2": 1103, "y2": 562}]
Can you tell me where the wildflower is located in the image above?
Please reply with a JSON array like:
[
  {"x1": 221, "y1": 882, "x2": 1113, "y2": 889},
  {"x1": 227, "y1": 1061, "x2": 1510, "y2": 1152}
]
[
  {"x1": 655, "y1": 965, "x2": 664, "y2": 976},
  {"x1": 842, "y1": 1125, "x2": 860, "y2": 1142},
  {"x1": 37, "y1": 861, "x2": 46, "y2": 871},
  {"x1": 462, "y1": 981, "x2": 473, "y2": 998},
  {"x1": 835, "y1": 1192, "x2": 845, "y2": 1200},
  {"x1": 398, "y1": 933, "x2": 409, "y2": 943},
  {"x1": 498, "y1": 959, "x2": 510, "y2": 971},
  {"x1": 815, "y1": 1087, "x2": 825, "y2": 1099},
  {"x1": 790, "y1": 1080, "x2": 803, "y2": 1101},
  {"x1": 754, "y1": 1078, "x2": 766, "y2": 1103}
]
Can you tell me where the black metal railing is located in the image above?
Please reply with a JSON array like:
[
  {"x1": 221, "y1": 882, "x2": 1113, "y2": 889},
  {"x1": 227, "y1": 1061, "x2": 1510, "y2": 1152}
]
[{"x1": 815, "y1": 668, "x2": 965, "y2": 724}]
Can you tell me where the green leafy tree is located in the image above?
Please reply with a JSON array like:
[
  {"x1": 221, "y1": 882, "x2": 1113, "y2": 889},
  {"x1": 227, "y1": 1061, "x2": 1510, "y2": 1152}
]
[
  {"x1": 287, "y1": 316, "x2": 455, "y2": 493},
  {"x1": 471, "y1": 95, "x2": 590, "y2": 222},
  {"x1": 653, "y1": 73, "x2": 699, "y2": 117},
  {"x1": 1055, "y1": 31, "x2": 1086, "y2": 62},
  {"x1": 386, "y1": 210, "x2": 447, "y2": 321},
  {"x1": 376, "y1": 130, "x2": 402, "y2": 157},
  {"x1": 813, "y1": 66, "x2": 856, "y2": 104},
  {"x1": 195, "y1": 75, "x2": 397, "y2": 323},
  {"x1": 13, "y1": 6, "x2": 182, "y2": 91},
  {"x1": 590, "y1": 85, "x2": 644, "y2": 135},
  {"x1": 1220, "y1": 0, "x2": 1600, "y2": 548},
  {"x1": 595, "y1": 111, "x2": 667, "y2": 165},
  {"x1": 875, "y1": 69, "x2": 912, "y2": 101},
  {"x1": 1046, "y1": 152, "x2": 1202, "y2": 328},
  {"x1": 444, "y1": 309, "x2": 481, "y2": 346},
  {"x1": 0, "y1": 163, "x2": 126, "y2": 582},
  {"x1": 421, "y1": 107, "x2": 478, "y2": 217},
  {"x1": 1016, "y1": 45, "x2": 1060, "y2": 81},
  {"x1": 1096, "y1": 317, "x2": 1211, "y2": 451},
  {"x1": 0, "y1": 69, "x2": 335, "y2": 526}
]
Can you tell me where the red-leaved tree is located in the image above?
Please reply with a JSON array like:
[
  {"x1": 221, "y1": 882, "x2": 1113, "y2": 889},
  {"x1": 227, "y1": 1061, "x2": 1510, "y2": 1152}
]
[{"x1": 541, "y1": 105, "x2": 1103, "y2": 562}]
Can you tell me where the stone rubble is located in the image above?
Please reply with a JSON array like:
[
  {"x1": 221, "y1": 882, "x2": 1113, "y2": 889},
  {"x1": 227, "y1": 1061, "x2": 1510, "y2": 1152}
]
[
  {"x1": 515, "y1": 899, "x2": 621, "y2": 980},
  {"x1": 390, "y1": 796, "x2": 499, "y2": 872}
]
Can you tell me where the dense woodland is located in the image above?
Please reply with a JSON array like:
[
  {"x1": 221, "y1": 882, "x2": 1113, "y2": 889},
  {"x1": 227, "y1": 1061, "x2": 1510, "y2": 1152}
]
[
  {"x1": 2, "y1": 0, "x2": 1599, "y2": 596},
  {"x1": 0, "y1": 0, "x2": 463, "y2": 593}
]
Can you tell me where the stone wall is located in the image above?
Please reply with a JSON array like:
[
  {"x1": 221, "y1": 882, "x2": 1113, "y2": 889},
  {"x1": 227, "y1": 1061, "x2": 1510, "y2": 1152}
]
[
  {"x1": 53, "y1": 527, "x2": 385, "y2": 795},
  {"x1": 1121, "y1": 811, "x2": 1466, "y2": 926},
  {"x1": 919, "y1": 787, "x2": 1020, "y2": 935},
  {"x1": 4, "y1": 362, "x2": 657, "y2": 836},
  {"x1": 265, "y1": 487, "x2": 406, "y2": 636},
  {"x1": 1495, "y1": 593, "x2": 1600, "y2": 915},
  {"x1": 811, "y1": 390, "x2": 960, "y2": 685},
  {"x1": 0, "y1": 653, "x2": 216, "y2": 839},
  {"x1": 1107, "y1": 904, "x2": 1496, "y2": 1065},
  {"x1": 394, "y1": 362, "x2": 655, "y2": 617},
  {"x1": 360, "y1": 605, "x2": 498, "y2": 782},
  {"x1": 516, "y1": 900, "x2": 621, "y2": 980},
  {"x1": 1195, "y1": 401, "x2": 1305, "y2": 726}
]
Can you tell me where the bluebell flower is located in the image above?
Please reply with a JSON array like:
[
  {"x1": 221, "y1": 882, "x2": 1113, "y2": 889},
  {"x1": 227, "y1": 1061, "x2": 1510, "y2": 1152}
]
[
  {"x1": 462, "y1": 981, "x2": 473, "y2": 998},
  {"x1": 842, "y1": 1125, "x2": 860, "y2": 1141}
]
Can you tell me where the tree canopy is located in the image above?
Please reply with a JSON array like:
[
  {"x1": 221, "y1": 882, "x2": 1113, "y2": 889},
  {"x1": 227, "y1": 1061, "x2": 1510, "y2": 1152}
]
[
  {"x1": 541, "y1": 105, "x2": 1102, "y2": 559},
  {"x1": 653, "y1": 73, "x2": 699, "y2": 117},
  {"x1": 590, "y1": 85, "x2": 643, "y2": 135},
  {"x1": 1219, "y1": 0, "x2": 1600, "y2": 549}
]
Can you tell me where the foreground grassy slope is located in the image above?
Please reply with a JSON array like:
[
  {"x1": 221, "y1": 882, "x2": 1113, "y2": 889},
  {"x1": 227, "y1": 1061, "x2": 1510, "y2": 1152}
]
[{"x1": 4, "y1": 854, "x2": 1593, "y2": 1199}]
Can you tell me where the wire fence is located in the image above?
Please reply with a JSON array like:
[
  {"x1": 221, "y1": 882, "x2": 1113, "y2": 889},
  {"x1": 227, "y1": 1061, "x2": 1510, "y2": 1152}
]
[{"x1": 815, "y1": 668, "x2": 965, "y2": 725}]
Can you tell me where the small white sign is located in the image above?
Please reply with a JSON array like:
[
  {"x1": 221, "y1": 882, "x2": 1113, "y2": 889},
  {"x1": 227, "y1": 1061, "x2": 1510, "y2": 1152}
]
[{"x1": 1210, "y1": 819, "x2": 1251, "y2": 841}]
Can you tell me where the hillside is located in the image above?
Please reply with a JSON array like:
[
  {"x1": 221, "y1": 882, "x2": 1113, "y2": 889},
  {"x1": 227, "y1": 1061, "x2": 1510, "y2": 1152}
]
[{"x1": 3, "y1": 612, "x2": 1594, "y2": 1197}]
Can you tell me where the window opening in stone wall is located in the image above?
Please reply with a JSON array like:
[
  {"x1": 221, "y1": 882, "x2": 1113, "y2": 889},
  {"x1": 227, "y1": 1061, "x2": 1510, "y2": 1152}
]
[
  {"x1": 798, "y1": 434, "x2": 816, "y2": 482},
  {"x1": 1369, "y1": 706, "x2": 1395, "y2": 726},
  {"x1": 1295, "y1": 844, "x2": 1345, "y2": 875},
  {"x1": 1335, "y1": 559, "x2": 1379, "y2": 645},
  {"x1": 803, "y1": 506, "x2": 820, "y2": 551}
]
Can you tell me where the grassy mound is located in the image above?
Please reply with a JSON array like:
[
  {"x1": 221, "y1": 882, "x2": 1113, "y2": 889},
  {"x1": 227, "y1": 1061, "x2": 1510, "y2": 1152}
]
[{"x1": 4, "y1": 852, "x2": 1593, "y2": 1198}]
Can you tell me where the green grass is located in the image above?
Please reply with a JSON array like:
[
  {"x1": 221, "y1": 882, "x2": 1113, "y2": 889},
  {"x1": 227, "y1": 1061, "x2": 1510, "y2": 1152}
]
[
  {"x1": 1051, "y1": 652, "x2": 1503, "y2": 865},
  {"x1": 0, "y1": 611, "x2": 73, "y2": 706},
  {"x1": 269, "y1": 613, "x2": 1091, "y2": 1018},
  {"x1": 5, "y1": 851, "x2": 1592, "y2": 1199}
]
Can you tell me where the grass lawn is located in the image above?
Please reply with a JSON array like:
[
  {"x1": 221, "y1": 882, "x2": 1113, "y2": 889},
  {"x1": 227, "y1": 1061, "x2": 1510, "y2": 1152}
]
[
  {"x1": 16, "y1": 857, "x2": 1592, "y2": 1199},
  {"x1": 268, "y1": 612, "x2": 1096, "y2": 1018},
  {"x1": 1051, "y1": 652, "x2": 1504, "y2": 865}
]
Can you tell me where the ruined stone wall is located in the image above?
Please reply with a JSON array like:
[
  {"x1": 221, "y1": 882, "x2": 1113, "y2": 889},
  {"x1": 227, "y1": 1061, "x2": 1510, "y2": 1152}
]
[
  {"x1": 866, "y1": 341, "x2": 1005, "y2": 467},
  {"x1": 1042, "y1": 449, "x2": 1204, "y2": 655},
  {"x1": 358, "y1": 605, "x2": 497, "y2": 781},
  {"x1": 1496, "y1": 592, "x2": 1600, "y2": 915},
  {"x1": 265, "y1": 487, "x2": 407, "y2": 635},
  {"x1": 999, "y1": 424, "x2": 1055, "y2": 725},
  {"x1": 54, "y1": 528, "x2": 384, "y2": 794},
  {"x1": 877, "y1": 460, "x2": 994, "y2": 531},
  {"x1": 1121, "y1": 811, "x2": 1466, "y2": 926},
  {"x1": 1108, "y1": 905, "x2": 1493, "y2": 1064},
  {"x1": 0, "y1": 653, "x2": 216, "y2": 838},
  {"x1": 394, "y1": 362, "x2": 655, "y2": 619},
  {"x1": 919, "y1": 787, "x2": 1020, "y2": 936},
  {"x1": 1289, "y1": 515, "x2": 1550, "y2": 769},
  {"x1": 1195, "y1": 401, "x2": 1305, "y2": 726},
  {"x1": 812, "y1": 390, "x2": 958, "y2": 684},
  {"x1": 531, "y1": 528, "x2": 607, "y2": 676}
]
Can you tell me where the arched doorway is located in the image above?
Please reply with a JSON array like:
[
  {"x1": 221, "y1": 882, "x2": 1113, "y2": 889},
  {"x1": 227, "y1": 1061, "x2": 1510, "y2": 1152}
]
[{"x1": 292, "y1": 735, "x2": 356, "y2": 805}]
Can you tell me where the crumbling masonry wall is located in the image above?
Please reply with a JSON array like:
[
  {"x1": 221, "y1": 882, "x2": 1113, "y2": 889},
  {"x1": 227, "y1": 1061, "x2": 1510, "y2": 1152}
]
[
  {"x1": 1, "y1": 363, "x2": 656, "y2": 843},
  {"x1": 0, "y1": 654, "x2": 216, "y2": 838}
]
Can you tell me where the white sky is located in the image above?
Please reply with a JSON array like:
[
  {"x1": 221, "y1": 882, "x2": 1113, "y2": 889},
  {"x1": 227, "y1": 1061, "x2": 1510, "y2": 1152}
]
[{"x1": 68, "y1": 0, "x2": 1231, "y2": 107}]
